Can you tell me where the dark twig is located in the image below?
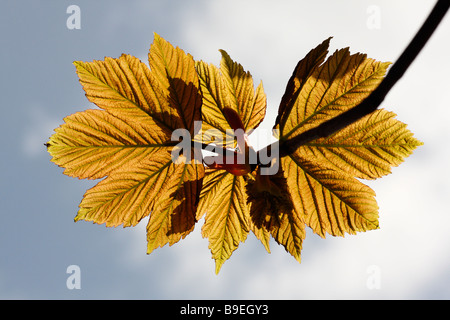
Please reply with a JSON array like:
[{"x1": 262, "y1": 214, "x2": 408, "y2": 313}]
[{"x1": 258, "y1": 0, "x2": 450, "y2": 160}]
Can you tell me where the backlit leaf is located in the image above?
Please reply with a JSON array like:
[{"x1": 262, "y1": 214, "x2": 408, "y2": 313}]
[
  {"x1": 146, "y1": 159, "x2": 204, "y2": 253},
  {"x1": 276, "y1": 37, "x2": 332, "y2": 128},
  {"x1": 279, "y1": 44, "x2": 391, "y2": 142},
  {"x1": 47, "y1": 34, "x2": 204, "y2": 252},
  {"x1": 301, "y1": 108, "x2": 423, "y2": 180},
  {"x1": 195, "y1": 51, "x2": 267, "y2": 272},
  {"x1": 148, "y1": 33, "x2": 202, "y2": 134},
  {"x1": 195, "y1": 50, "x2": 266, "y2": 146},
  {"x1": 270, "y1": 206, "x2": 306, "y2": 262},
  {"x1": 47, "y1": 35, "x2": 423, "y2": 273},
  {"x1": 73, "y1": 54, "x2": 175, "y2": 130},
  {"x1": 246, "y1": 170, "x2": 305, "y2": 260},
  {"x1": 277, "y1": 39, "x2": 422, "y2": 241},
  {"x1": 47, "y1": 108, "x2": 170, "y2": 180},
  {"x1": 75, "y1": 152, "x2": 172, "y2": 227},
  {"x1": 282, "y1": 153, "x2": 379, "y2": 237},
  {"x1": 197, "y1": 169, "x2": 250, "y2": 274}
]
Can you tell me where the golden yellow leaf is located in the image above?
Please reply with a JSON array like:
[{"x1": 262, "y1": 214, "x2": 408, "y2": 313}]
[
  {"x1": 276, "y1": 39, "x2": 422, "y2": 240},
  {"x1": 270, "y1": 207, "x2": 306, "y2": 262},
  {"x1": 279, "y1": 109, "x2": 422, "y2": 239},
  {"x1": 146, "y1": 161, "x2": 204, "y2": 253},
  {"x1": 197, "y1": 169, "x2": 250, "y2": 274},
  {"x1": 47, "y1": 34, "x2": 204, "y2": 253},
  {"x1": 246, "y1": 170, "x2": 303, "y2": 258},
  {"x1": 47, "y1": 109, "x2": 170, "y2": 180},
  {"x1": 300, "y1": 108, "x2": 423, "y2": 179},
  {"x1": 276, "y1": 37, "x2": 332, "y2": 128},
  {"x1": 279, "y1": 45, "x2": 391, "y2": 142},
  {"x1": 194, "y1": 51, "x2": 267, "y2": 273},
  {"x1": 195, "y1": 50, "x2": 266, "y2": 147},
  {"x1": 148, "y1": 33, "x2": 202, "y2": 134},
  {"x1": 282, "y1": 153, "x2": 379, "y2": 238},
  {"x1": 76, "y1": 152, "x2": 172, "y2": 227},
  {"x1": 47, "y1": 34, "x2": 424, "y2": 272},
  {"x1": 74, "y1": 54, "x2": 176, "y2": 129}
]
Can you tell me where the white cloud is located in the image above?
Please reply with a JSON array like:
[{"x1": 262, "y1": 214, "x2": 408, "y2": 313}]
[
  {"x1": 157, "y1": 0, "x2": 450, "y2": 299},
  {"x1": 38, "y1": 0, "x2": 449, "y2": 299}
]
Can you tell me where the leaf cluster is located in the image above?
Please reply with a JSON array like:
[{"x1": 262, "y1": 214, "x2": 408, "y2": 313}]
[{"x1": 47, "y1": 34, "x2": 422, "y2": 273}]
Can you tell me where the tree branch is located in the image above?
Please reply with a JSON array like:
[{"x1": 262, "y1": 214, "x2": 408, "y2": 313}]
[{"x1": 259, "y1": 0, "x2": 450, "y2": 160}]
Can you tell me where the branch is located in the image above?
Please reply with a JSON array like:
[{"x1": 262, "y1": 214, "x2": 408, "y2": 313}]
[{"x1": 259, "y1": 0, "x2": 450, "y2": 160}]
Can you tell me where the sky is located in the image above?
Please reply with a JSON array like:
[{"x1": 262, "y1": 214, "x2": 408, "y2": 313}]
[{"x1": 1, "y1": 0, "x2": 449, "y2": 299}]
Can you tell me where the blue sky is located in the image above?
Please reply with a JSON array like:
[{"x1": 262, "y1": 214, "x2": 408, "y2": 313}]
[{"x1": 1, "y1": 0, "x2": 450, "y2": 299}]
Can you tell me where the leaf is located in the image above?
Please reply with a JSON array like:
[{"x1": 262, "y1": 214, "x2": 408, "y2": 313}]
[
  {"x1": 246, "y1": 169, "x2": 305, "y2": 260},
  {"x1": 48, "y1": 35, "x2": 423, "y2": 273},
  {"x1": 47, "y1": 108, "x2": 170, "y2": 180},
  {"x1": 148, "y1": 33, "x2": 202, "y2": 134},
  {"x1": 47, "y1": 34, "x2": 204, "y2": 253},
  {"x1": 73, "y1": 54, "x2": 175, "y2": 131},
  {"x1": 75, "y1": 153, "x2": 172, "y2": 227},
  {"x1": 300, "y1": 108, "x2": 423, "y2": 180},
  {"x1": 270, "y1": 207, "x2": 306, "y2": 262},
  {"x1": 48, "y1": 53, "x2": 175, "y2": 180},
  {"x1": 197, "y1": 169, "x2": 249, "y2": 274},
  {"x1": 146, "y1": 158, "x2": 204, "y2": 253},
  {"x1": 275, "y1": 37, "x2": 332, "y2": 128},
  {"x1": 277, "y1": 39, "x2": 422, "y2": 241},
  {"x1": 195, "y1": 50, "x2": 266, "y2": 147},
  {"x1": 278, "y1": 44, "x2": 392, "y2": 142},
  {"x1": 280, "y1": 109, "x2": 422, "y2": 238},
  {"x1": 195, "y1": 51, "x2": 266, "y2": 272},
  {"x1": 282, "y1": 154, "x2": 379, "y2": 237}
]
